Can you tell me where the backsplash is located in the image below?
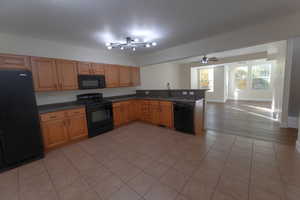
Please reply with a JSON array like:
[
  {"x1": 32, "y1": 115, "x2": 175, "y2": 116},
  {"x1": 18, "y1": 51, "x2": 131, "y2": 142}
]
[
  {"x1": 136, "y1": 89, "x2": 206, "y2": 100},
  {"x1": 35, "y1": 87, "x2": 137, "y2": 105}
]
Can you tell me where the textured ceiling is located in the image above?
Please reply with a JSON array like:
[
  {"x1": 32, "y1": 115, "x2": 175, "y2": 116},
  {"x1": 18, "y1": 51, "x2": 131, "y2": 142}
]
[{"x1": 0, "y1": 0, "x2": 299, "y2": 54}]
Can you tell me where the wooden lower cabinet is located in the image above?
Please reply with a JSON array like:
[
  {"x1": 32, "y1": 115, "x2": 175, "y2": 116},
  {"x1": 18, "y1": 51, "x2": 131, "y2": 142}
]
[
  {"x1": 40, "y1": 108, "x2": 88, "y2": 151},
  {"x1": 67, "y1": 114, "x2": 88, "y2": 141},
  {"x1": 41, "y1": 119, "x2": 69, "y2": 150},
  {"x1": 159, "y1": 101, "x2": 173, "y2": 128},
  {"x1": 113, "y1": 101, "x2": 132, "y2": 127},
  {"x1": 113, "y1": 100, "x2": 173, "y2": 128},
  {"x1": 149, "y1": 101, "x2": 160, "y2": 125}
]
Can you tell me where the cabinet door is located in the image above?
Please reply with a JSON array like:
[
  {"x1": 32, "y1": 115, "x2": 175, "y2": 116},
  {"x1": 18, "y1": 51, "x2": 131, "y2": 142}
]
[
  {"x1": 129, "y1": 100, "x2": 138, "y2": 121},
  {"x1": 119, "y1": 66, "x2": 131, "y2": 87},
  {"x1": 67, "y1": 114, "x2": 88, "y2": 141},
  {"x1": 113, "y1": 103, "x2": 122, "y2": 127},
  {"x1": 91, "y1": 63, "x2": 105, "y2": 75},
  {"x1": 56, "y1": 60, "x2": 78, "y2": 90},
  {"x1": 78, "y1": 62, "x2": 92, "y2": 75},
  {"x1": 134, "y1": 100, "x2": 142, "y2": 120},
  {"x1": 121, "y1": 101, "x2": 131, "y2": 124},
  {"x1": 41, "y1": 119, "x2": 69, "y2": 150},
  {"x1": 0, "y1": 54, "x2": 30, "y2": 70},
  {"x1": 31, "y1": 57, "x2": 59, "y2": 91},
  {"x1": 105, "y1": 64, "x2": 120, "y2": 88},
  {"x1": 131, "y1": 67, "x2": 141, "y2": 86},
  {"x1": 150, "y1": 101, "x2": 160, "y2": 125},
  {"x1": 140, "y1": 101, "x2": 151, "y2": 122},
  {"x1": 159, "y1": 101, "x2": 173, "y2": 128}
]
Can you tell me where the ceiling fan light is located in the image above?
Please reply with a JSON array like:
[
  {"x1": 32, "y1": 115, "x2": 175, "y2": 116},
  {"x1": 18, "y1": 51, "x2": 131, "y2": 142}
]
[
  {"x1": 151, "y1": 42, "x2": 157, "y2": 46},
  {"x1": 134, "y1": 38, "x2": 139, "y2": 42},
  {"x1": 107, "y1": 46, "x2": 112, "y2": 50},
  {"x1": 105, "y1": 42, "x2": 111, "y2": 47},
  {"x1": 132, "y1": 47, "x2": 136, "y2": 51},
  {"x1": 120, "y1": 46, "x2": 124, "y2": 50},
  {"x1": 146, "y1": 43, "x2": 151, "y2": 48}
]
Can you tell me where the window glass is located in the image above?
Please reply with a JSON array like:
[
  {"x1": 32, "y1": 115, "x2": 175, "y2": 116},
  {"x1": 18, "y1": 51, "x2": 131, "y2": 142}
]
[
  {"x1": 251, "y1": 64, "x2": 271, "y2": 89},
  {"x1": 198, "y1": 68, "x2": 214, "y2": 91},
  {"x1": 234, "y1": 66, "x2": 248, "y2": 90}
]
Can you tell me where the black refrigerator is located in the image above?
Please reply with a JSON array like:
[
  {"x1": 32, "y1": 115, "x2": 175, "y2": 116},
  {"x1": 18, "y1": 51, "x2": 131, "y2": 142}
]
[{"x1": 0, "y1": 69, "x2": 44, "y2": 172}]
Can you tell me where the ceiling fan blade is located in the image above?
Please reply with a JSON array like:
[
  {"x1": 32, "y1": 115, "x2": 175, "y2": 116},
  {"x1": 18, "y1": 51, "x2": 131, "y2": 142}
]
[{"x1": 208, "y1": 57, "x2": 218, "y2": 62}]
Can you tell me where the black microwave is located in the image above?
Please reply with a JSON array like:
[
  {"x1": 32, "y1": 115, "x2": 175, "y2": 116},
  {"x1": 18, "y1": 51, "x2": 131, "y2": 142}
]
[{"x1": 78, "y1": 75, "x2": 106, "y2": 90}]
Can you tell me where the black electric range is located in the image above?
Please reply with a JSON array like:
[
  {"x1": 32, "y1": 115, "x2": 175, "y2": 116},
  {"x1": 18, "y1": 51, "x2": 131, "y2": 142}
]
[{"x1": 77, "y1": 93, "x2": 113, "y2": 137}]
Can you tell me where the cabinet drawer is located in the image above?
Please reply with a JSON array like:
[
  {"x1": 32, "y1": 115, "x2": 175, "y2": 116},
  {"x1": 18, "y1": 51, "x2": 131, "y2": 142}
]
[
  {"x1": 66, "y1": 108, "x2": 85, "y2": 117},
  {"x1": 149, "y1": 100, "x2": 159, "y2": 105},
  {"x1": 40, "y1": 111, "x2": 66, "y2": 122},
  {"x1": 160, "y1": 101, "x2": 172, "y2": 107},
  {"x1": 113, "y1": 102, "x2": 121, "y2": 108}
]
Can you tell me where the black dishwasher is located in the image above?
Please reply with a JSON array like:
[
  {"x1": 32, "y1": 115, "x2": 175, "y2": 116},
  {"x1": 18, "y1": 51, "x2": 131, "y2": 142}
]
[{"x1": 174, "y1": 102, "x2": 195, "y2": 134}]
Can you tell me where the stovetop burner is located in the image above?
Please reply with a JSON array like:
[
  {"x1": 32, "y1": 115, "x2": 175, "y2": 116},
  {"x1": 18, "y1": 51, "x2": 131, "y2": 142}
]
[{"x1": 76, "y1": 93, "x2": 111, "y2": 106}]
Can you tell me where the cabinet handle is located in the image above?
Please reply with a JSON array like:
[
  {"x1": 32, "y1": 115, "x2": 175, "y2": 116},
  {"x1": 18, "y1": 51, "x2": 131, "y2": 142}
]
[{"x1": 50, "y1": 116, "x2": 56, "y2": 119}]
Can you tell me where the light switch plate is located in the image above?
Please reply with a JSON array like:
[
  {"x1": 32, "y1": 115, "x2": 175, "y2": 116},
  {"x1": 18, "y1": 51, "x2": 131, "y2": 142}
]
[
  {"x1": 182, "y1": 91, "x2": 188, "y2": 95},
  {"x1": 189, "y1": 91, "x2": 194, "y2": 95}
]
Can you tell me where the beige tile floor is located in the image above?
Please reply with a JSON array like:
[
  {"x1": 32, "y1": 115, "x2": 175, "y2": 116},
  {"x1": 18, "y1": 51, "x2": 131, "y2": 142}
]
[{"x1": 1, "y1": 122, "x2": 300, "y2": 200}]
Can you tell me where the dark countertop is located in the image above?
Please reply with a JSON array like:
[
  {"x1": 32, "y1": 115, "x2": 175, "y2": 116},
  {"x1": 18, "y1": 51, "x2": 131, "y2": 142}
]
[
  {"x1": 107, "y1": 96, "x2": 200, "y2": 103},
  {"x1": 38, "y1": 95, "x2": 203, "y2": 114},
  {"x1": 38, "y1": 102, "x2": 85, "y2": 114}
]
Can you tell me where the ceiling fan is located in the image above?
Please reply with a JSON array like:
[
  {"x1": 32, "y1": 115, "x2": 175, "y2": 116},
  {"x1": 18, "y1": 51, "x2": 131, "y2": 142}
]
[{"x1": 200, "y1": 55, "x2": 219, "y2": 64}]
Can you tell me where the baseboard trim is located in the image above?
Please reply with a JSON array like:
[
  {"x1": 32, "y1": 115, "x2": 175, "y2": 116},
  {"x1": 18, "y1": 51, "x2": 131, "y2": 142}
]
[
  {"x1": 227, "y1": 98, "x2": 272, "y2": 102},
  {"x1": 206, "y1": 99, "x2": 226, "y2": 103},
  {"x1": 288, "y1": 116, "x2": 298, "y2": 129}
]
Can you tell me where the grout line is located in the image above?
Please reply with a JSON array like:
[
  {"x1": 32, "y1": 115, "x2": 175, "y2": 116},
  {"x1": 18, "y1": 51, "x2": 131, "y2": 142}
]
[
  {"x1": 41, "y1": 159, "x2": 61, "y2": 200},
  {"x1": 247, "y1": 138, "x2": 254, "y2": 200},
  {"x1": 17, "y1": 167, "x2": 21, "y2": 200},
  {"x1": 273, "y1": 143, "x2": 288, "y2": 200},
  {"x1": 208, "y1": 136, "x2": 238, "y2": 200}
]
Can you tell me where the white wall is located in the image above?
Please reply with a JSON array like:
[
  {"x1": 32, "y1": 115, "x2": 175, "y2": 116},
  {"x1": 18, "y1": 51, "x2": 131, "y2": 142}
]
[
  {"x1": 0, "y1": 32, "x2": 140, "y2": 105},
  {"x1": 288, "y1": 37, "x2": 300, "y2": 117},
  {"x1": 36, "y1": 87, "x2": 137, "y2": 105},
  {"x1": 0, "y1": 32, "x2": 135, "y2": 65},
  {"x1": 134, "y1": 12, "x2": 300, "y2": 66},
  {"x1": 140, "y1": 62, "x2": 190, "y2": 89}
]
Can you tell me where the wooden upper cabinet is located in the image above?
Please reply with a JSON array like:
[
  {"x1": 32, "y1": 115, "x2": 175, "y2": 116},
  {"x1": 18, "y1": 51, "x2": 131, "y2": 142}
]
[
  {"x1": 131, "y1": 67, "x2": 141, "y2": 86},
  {"x1": 105, "y1": 64, "x2": 120, "y2": 88},
  {"x1": 56, "y1": 60, "x2": 78, "y2": 90},
  {"x1": 0, "y1": 54, "x2": 30, "y2": 70},
  {"x1": 78, "y1": 62, "x2": 105, "y2": 75},
  {"x1": 78, "y1": 62, "x2": 92, "y2": 75},
  {"x1": 91, "y1": 63, "x2": 105, "y2": 75},
  {"x1": 31, "y1": 57, "x2": 59, "y2": 92},
  {"x1": 119, "y1": 66, "x2": 131, "y2": 87}
]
